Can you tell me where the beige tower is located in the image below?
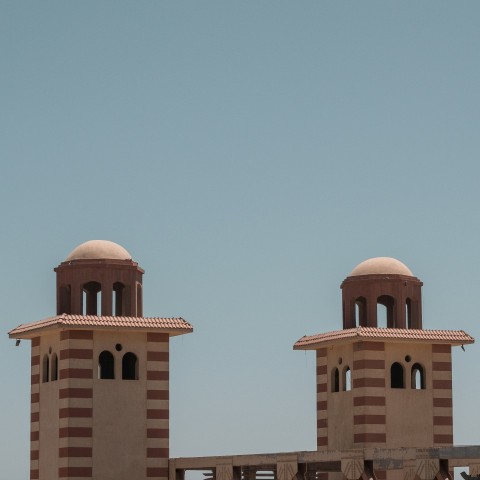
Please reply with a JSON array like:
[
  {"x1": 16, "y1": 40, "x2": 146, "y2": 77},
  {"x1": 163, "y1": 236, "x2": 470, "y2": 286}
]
[
  {"x1": 294, "y1": 257, "x2": 473, "y2": 479},
  {"x1": 9, "y1": 240, "x2": 192, "y2": 480}
]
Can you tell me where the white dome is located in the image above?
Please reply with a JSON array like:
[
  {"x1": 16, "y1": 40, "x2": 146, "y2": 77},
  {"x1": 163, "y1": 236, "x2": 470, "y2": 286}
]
[
  {"x1": 349, "y1": 257, "x2": 413, "y2": 277},
  {"x1": 66, "y1": 240, "x2": 132, "y2": 261}
]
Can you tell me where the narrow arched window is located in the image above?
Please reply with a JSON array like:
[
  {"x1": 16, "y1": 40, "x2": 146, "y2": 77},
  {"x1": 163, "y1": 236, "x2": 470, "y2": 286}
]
[
  {"x1": 411, "y1": 363, "x2": 425, "y2": 389},
  {"x1": 377, "y1": 295, "x2": 395, "y2": 327},
  {"x1": 343, "y1": 366, "x2": 352, "y2": 391},
  {"x1": 51, "y1": 353, "x2": 58, "y2": 381},
  {"x1": 98, "y1": 351, "x2": 115, "y2": 379},
  {"x1": 122, "y1": 352, "x2": 138, "y2": 380},
  {"x1": 113, "y1": 282, "x2": 125, "y2": 316},
  {"x1": 42, "y1": 354, "x2": 50, "y2": 383},
  {"x1": 332, "y1": 368, "x2": 339, "y2": 392},
  {"x1": 59, "y1": 284, "x2": 71, "y2": 314},
  {"x1": 391, "y1": 362, "x2": 404, "y2": 388},
  {"x1": 406, "y1": 298, "x2": 412, "y2": 329},
  {"x1": 355, "y1": 297, "x2": 367, "y2": 327},
  {"x1": 82, "y1": 281, "x2": 102, "y2": 315}
]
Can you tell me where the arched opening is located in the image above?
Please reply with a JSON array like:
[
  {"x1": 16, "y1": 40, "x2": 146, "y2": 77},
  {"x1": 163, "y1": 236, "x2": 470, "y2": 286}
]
[
  {"x1": 343, "y1": 366, "x2": 352, "y2": 391},
  {"x1": 50, "y1": 353, "x2": 58, "y2": 381},
  {"x1": 42, "y1": 354, "x2": 49, "y2": 383},
  {"x1": 411, "y1": 363, "x2": 425, "y2": 389},
  {"x1": 391, "y1": 362, "x2": 404, "y2": 388},
  {"x1": 122, "y1": 352, "x2": 138, "y2": 380},
  {"x1": 406, "y1": 298, "x2": 412, "y2": 329},
  {"x1": 59, "y1": 285, "x2": 71, "y2": 314},
  {"x1": 136, "y1": 283, "x2": 143, "y2": 317},
  {"x1": 332, "y1": 368, "x2": 339, "y2": 392},
  {"x1": 98, "y1": 351, "x2": 115, "y2": 379},
  {"x1": 82, "y1": 281, "x2": 102, "y2": 315},
  {"x1": 377, "y1": 295, "x2": 395, "y2": 328},
  {"x1": 113, "y1": 282, "x2": 125, "y2": 316},
  {"x1": 355, "y1": 297, "x2": 367, "y2": 327}
]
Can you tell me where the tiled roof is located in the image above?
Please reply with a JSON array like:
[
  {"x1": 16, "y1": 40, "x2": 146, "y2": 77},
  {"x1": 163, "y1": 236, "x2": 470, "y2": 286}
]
[
  {"x1": 293, "y1": 327, "x2": 474, "y2": 350},
  {"x1": 8, "y1": 314, "x2": 193, "y2": 338}
]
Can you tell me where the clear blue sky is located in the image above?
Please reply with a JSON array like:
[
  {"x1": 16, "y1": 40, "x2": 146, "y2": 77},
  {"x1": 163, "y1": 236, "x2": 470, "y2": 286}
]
[{"x1": 2, "y1": 2, "x2": 480, "y2": 478}]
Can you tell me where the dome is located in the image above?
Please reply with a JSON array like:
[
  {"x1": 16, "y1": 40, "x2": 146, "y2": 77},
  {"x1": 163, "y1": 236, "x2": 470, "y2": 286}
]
[
  {"x1": 65, "y1": 240, "x2": 132, "y2": 261},
  {"x1": 349, "y1": 257, "x2": 413, "y2": 277}
]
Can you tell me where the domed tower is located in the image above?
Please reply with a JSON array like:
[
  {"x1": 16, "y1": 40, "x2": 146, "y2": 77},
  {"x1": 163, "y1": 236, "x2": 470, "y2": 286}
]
[
  {"x1": 294, "y1": 257, "x2": 473, "y2": 475},
  {"x1": 9, "y1": 240, "x2": 193, "y2": 480}
]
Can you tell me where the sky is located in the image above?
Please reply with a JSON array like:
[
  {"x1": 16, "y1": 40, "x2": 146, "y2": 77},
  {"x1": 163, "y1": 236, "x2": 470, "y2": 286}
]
[{"x1": 2, "y1": 2, "x2": 480, "y2": 478}]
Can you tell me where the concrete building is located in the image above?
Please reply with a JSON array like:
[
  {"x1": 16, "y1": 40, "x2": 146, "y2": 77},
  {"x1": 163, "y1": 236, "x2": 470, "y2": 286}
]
[{"x1": 9, "y1": 242, "x2": 480, "y2": 480}]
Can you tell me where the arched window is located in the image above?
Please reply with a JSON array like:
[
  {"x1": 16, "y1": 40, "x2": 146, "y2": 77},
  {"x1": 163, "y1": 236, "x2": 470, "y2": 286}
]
[
  {"x1": 98, "y1": 351, "x2": 115, "y2": 379},
  {"x1": 355, "y1": 297, "x2": 367, "y2": 327},
  {"x1": 411, "y1": 363, "x2": 425, "y2": 389},
  {"x1": 42, "y1": 354, "x2": 50, "y2": 383},
  {"x1": 113, "y1": 282, "x2": 125, "y2": 316},
  {"x1": 59, "y1": 285, "x2": 71, "y2": 314},
  {"x1": 82, "y1": 281, "x2": 102, "y2": 315},
  {"x1": 332, "y1": 368, "x2": 339, "y2": 392},
  {"x1": 122, "y1": 352, "x2": 138, "y2": 380},
  {"x1": 51, "y1": 353, "x2": 58, "y2": 381},
  {"x1": 343, "y1": 366, "x2": 352, "y2": 391},
  {"x1": 391, "y1": 362, "x2": 404, "y2": 388},
  {"x1": 377, "y1": 295, "x2": 395, "y2": 328}
]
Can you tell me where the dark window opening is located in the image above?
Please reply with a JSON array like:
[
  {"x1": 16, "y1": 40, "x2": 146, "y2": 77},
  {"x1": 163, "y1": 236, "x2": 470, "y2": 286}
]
[
  {"x1": 406, "y1": 298, "x2": 412, "y2": 329},
  {"x1": 83, "y1": 281, "x2": 102, "y2": 316},
  {"x1": 59, "y1": 285, "x2": 71, "y2": 314},
  {"x1": 343, "y1": 366, "x2": 352, "y2": 391},
  {"x1": 411, "y1": 363, "x2": 425, "y2": 389},
  {"x1": 332, "y1": 367, "x2": 339, "y2": 392},
  {"x1": 98, "y1": 351, "x2": 115, "y2": 379},
  {"x1": 391, "y1": 362, "x2": 404, "y2": 388},
  {"x1": 136, "y1": 283, "x2": 143, "y2": 317},
  {"x1": 42, "y1": 354, "x2": 49, "y2": 383},
  {"x1": 355, "y1": 297, "x2": 367, "y2": 327},
  {"x1": 377, "y1": 295, "x2": 395, "y2": 328},
  {"x1": 51, "y1": 353, "x2": 58, "y2": 381},
  {"x1": 113, "y1": 282, "x2": 125, "y2": 316},
  {"x1": 122, "y1": 352, "x2": 138, "y2": 380}
]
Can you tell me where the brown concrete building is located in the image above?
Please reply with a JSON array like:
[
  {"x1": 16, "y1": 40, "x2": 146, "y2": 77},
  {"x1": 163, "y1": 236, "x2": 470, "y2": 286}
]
[{"x1": 9, "y1": 245, "x2": 480, "y2": 480}]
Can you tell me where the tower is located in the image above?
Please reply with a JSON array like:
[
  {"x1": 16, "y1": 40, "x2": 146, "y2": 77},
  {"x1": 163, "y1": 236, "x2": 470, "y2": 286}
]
[
  {"x1": 9, "y1": 240, "x2": 193, "y2": 480},
  {"x1": 294, "y1": 257, "x2": 473, "y2": 477}
]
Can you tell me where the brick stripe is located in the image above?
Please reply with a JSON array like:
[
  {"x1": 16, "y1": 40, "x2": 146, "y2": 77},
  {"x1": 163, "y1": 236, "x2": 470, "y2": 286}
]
[
  {"x1": 31, "y1": 412, "x2": 39, "y2": 422},
  {"x1": 353, "y1": 396, "x2": 386, "y2": 407},
  {"x1": 432, "y1": 344, "x2": 451, "y2": 353},
  {"x1": 316, "y1": 364, "x2": 327, "y2": 375},
  {"x1": 147, "y1": 409, "x2": 169, "y2": 420},
  {"x1": 353, "y1": 377, "x2": 385, "y2": 388},
  {"x1": 147, "y1": 448, "x2": 169, "y2": 458},
  {"x1": 31, "y1": 431, "x2": 39, "y2": 441},
  {"x1": 317, "y1": 436, "x2": 328, "y2": 447},
  {"x1": 316, "y1": 348, "x2": 327, "y2": 357},
  {"x1": 147, "y1": 390, "x2": 169, "y2": 400},
  {"x1": 147, "y1": 467, "x2": 169, "y2": 478},
  {"x1": 30, "y1": 469, "x2": 39, "y2": 479},
  {"x1": 31, "y1": 393, "x2": 39, "y2": 403},
  {"x1": 59, "y1": 388, "x2": 93, "y2": 399},
  {"x1": 60, "y1": 348, "x2": 93, "y2": 360},
  {"x1": 433, "y1": 397, "x2": 452, "y2": 408},
  {"x1": 354, "y1": 415, "x2": 386, "y2": 425},
  {"x1": 32, "y1": 337, "x2": 40, "y2": 347},
  {"x1": 433, "y1": 416, "x2": 453, "y2": 426},
  {"x1": 31, "y1": 450, "x2": 39, "y2": 460},
  {"x1": 60, "y1": 330, "x2": 93, "y2": 341},
  {"x1": 147, "y1": 333, "x2": 168, "y2": 342},
  {"x1": 147, "y1": 371, "x2": 169, "y2": 381},
  {"x1": 434, "y1": 434, "x2": 453, "y2": 444},
  {"x1": 58, "y1": 466, "x2": 92, "y2": 477},
  {"x1": 59, "y1": 407, "x2": 92, "y2": 418},
  {"x1": 60, "y1": 368, "x2": 93, "y2": 379},
  {"x1": 432, "y1": 361, "x2": 451, "y2": 371},
  {"x1": 59, "y1": 427, "x2": 92, "y2": 438},
  {"x1": 59, "y1": 447, "x2": 93, "y2": 457},
  {"x1": 317, "y1": 400, "x2": 327, "y2": 411},
  {"x1": 317, "y1": 382, "x2": 327, "y2": 393},
  {"x1": 31, "y1": 355, "x2": 40, "y2": 366},
  {"x1": 31, "y1": 374, "x2": 40, "y2": 385},
  {"x1": 147, "y1": 351, "x2": 169, "y2": 361},
  {"x1": 433, "y1": 379, "x2": 452, "y2": 389},
  {"x1": 317, "y1": 418, "x2": 327, "y2": 428},
  {"x1": 147, "y1": 428, "x2": 169, "y2": 438}
]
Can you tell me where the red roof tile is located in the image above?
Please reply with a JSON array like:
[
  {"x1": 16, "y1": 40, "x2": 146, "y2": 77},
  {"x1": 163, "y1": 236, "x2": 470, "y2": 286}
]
[
  {"x1": 293, "y1": 327, "x2": 474, "y2": 350},
  {"x1": 8, "y1": 314, "x2": 193, "y2": 338}
]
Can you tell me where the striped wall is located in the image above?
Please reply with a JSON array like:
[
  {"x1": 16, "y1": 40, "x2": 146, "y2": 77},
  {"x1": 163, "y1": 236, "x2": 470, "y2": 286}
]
[
  {"x1": 316, "y1": 348, "x2": 328, "y2": 449},
  {"x1": 146, "y1": 332, "x2": 170, "y2": 480},
  {"x1": 431, "y1": 344, "x2": 453, "y2": 445},
  {"x1": 30, "y1": 337, "x2": 41, "y2": 480}
]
